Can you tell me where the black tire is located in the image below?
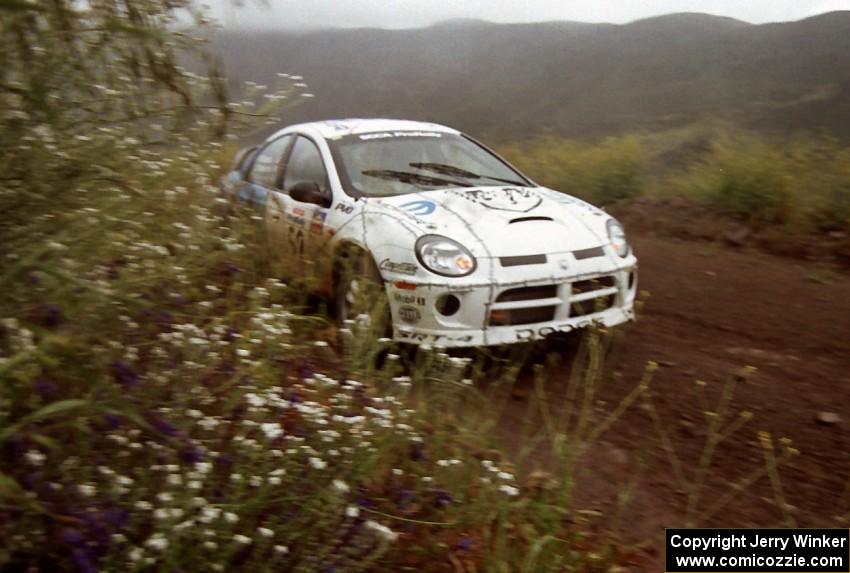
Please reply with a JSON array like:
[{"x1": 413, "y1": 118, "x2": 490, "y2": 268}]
[{"x1": 333, "y1": 247, "x2": 392, "y2": 338}]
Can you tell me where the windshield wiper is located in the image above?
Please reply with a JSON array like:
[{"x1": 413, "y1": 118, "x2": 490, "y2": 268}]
[
  {"x1": 361, "y1": 169, "x2": 473, "y2": 188},
  {"x1": 409, "y1": 162, "x2": 526, "y2": 186}
]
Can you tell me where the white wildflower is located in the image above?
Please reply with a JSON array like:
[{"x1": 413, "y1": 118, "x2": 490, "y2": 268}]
[
  {"x1": 260, "y1": 422, "x2": 283, "y2": 440},
  {"x1": 498, "y1": 484, "x2": 520, "y2": 496},
  {"x1": 78, "y1": 484, "x2": 96, "y2": 497},
  {"x1": 25, "y1": 450, "x2": 46, "y2": 466},
  {"x1": 365, "y1": 520, "x2": 399, "y2": 542},
  {"x1": 145, "y1": 534, "x2": 169, "y2": 551}
]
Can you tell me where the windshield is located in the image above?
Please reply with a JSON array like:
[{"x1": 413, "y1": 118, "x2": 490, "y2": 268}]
[{"x1": 327, "y1": 131, "x2": 531, "y2": 197}]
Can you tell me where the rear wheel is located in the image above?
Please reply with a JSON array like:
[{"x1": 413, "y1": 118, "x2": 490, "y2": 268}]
[{"x1": 333, "y1": 247, "x2": 392, "y2": 339}]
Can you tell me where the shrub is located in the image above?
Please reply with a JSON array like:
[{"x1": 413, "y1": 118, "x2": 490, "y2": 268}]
[
  {"x1": 694, "y1": 136, "x2": 796, "y2": 224},
  {"x1": 797, "y1": 145, "x2": 850, "y2": 232},
  {"x1": 502, "y1": 135, "x2": 646, "y2": 205}
]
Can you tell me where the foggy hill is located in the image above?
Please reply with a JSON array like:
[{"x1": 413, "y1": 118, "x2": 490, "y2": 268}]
[{"x1": 211, "y1": 11, "x2": 850, "y2": 140}]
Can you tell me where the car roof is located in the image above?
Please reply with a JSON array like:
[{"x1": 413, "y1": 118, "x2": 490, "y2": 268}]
[{"x1": 271, "y1": 118, "x2": 460, "y2": 141}]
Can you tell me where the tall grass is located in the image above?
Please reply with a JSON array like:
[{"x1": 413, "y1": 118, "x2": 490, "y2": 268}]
[
  {"x1": 502, "y1": 136, "x2": 645, "y2": 206},
  {"x1": 500, "y1": 127, "x2": 850, "y2": 232}
]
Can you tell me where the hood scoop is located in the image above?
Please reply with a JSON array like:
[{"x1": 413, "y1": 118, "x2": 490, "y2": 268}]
[{"x1": 509, "y1": 216, "x2": 552, "y2": 224}]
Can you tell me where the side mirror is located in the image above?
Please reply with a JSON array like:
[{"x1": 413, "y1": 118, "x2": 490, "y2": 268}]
[{"x1": 289, "y1": 181, "x2": 331, "y2": 208}]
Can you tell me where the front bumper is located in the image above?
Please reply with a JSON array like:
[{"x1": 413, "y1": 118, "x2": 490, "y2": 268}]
[{"x1": 385, "y1": 252, "x2": 638, "y2": 347}]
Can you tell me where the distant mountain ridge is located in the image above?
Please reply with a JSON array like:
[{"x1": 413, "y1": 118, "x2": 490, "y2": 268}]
[{"x1": 212, "y1": 11, "x2": 850, "y2": 140}]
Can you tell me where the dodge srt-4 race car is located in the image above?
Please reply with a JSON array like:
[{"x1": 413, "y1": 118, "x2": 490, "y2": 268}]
[{"x1": 222, "y1": 119, "x2": 637, "y2": 347}]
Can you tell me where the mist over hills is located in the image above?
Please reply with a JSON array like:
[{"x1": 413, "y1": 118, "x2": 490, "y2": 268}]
[{"x1": 211, "y1": 11, "x2": 850, "y2": 140}]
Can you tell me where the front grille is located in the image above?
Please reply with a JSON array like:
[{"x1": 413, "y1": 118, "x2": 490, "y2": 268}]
[
  {"x1": 571, "y1": 275, "x2": 616, "y2": 294},
  {"x1": 571, "y1": 294, "x2": 615, "y2": 317},
  {"x1": 491, "y1": 285, "x2": 558, "y2": 326},
  {"x1": 500, "y1": 254, "x2": 547, "y2": 267},
  {"x1": 490, "y1": 305, "x2": 557, "y2": 326},
  {"x1": 489, "y1": 275, "x2": 620, "y2": 327},
  {"x1": 496, "y1": 285, "x2": 558, "y2": 302},
  {"x1": 569, "y1": 275, "x2": 617, "y2": 317}
]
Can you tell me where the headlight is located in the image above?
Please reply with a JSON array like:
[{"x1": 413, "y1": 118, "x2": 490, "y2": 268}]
[
  {"x1": 606, "y1": 219, "x2": 630, "y2": 257},
  {"x1": 415, "y1": 235, "x2": 476, "y2": 277}
]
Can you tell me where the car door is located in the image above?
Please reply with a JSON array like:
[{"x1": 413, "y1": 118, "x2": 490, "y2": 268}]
[
  {"x1": 239, "y1": 135, "x2": 292, "y2": 254},
  {"x1": 279, "y1": 135, "x2": 334, "y2": 275},
  {"x1": 238, "y1": 135, "x2": 291, "y2": 210}
]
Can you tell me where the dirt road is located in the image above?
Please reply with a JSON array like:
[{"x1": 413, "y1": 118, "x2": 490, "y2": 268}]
[{"x1": 493, "y1": 234, "x2": 850, "y2": 560}]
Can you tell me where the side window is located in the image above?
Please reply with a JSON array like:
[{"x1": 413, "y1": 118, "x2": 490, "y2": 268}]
[
  {"x1": 230, "y1": 145, "x2": 257, "y2": 174},
  {"x1": 282, "y1": 136, "x2": 330, "y2": 194},
  {"x1": 248, "y1": 135, "x2": 291, "y2": 188}
]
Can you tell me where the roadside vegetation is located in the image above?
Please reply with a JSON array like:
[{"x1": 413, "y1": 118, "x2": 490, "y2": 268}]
[{"x1": 502, "y1": 125, "x2": 850, "y2": 234}]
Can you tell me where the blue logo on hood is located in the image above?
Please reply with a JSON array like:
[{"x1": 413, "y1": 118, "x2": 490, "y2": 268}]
[{"x1": 401, "y1": 200, "x2": 437, "y2": 216}]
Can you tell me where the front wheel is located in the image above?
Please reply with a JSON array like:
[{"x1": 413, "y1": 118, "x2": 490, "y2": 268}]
[{"x1": 333, "y1": 248, "x2": 392, "y2": 339}]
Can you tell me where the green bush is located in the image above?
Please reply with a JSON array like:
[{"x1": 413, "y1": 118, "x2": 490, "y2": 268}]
[
  {"x1": 504, "y1": 128, "x2": 850, "y2": 232},
  {"x1": 694, "y1": 136, "x2": 796, "y2": 224},
  {"x1": 502, "y1": 135, "x2": 645, "y2": 205},
  {"x1": 796, "y1": 145, "x2": 850, "y2": 232}
]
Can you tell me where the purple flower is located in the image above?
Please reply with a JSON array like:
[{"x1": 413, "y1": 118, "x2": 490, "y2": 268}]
[
  {"x1": 61, "y1": 528, "x2": 86, "y2": 546},
  {"x1": 457, "y1": 535, "x2": 472, "y2": 551},
  {"x1": 434, "y1": 489, "x2": 454, "y2": 508},
  {"x1": 21, "y1": 471, "x2": 45, "y2": 492},
  {"x1": 110, "y1": 361, "x2": 139, "y2": 388},
  {"x1": 410, "y1": 442, "x2": 426, "y2": 462},
  {"x1": 145, "y1": 412, "x2": 179, "y2": 437},
  {"x1": 33, "y1": 378, "x2": 58, "y2": 397},
  {"x1": 103, "y1": 414, "x2": 122, "y2": 429},
  {"x1": 214, "y1": 453, "x2": 234, "y2": 471},
  {"x1": 41, "y1": 304, "x2": 64, "y2": 328},
  {"x1": 355, "y1": 489, "x2": 374, "y2": 508},
  {"x1": 100, "y1": 507, "x2": 129, "y2": 530},
  {"x1": 180, "y1": 444, "x2": 206, "y2": 464},
  {"x1": 142, "y1": 309, "x2": 173, "y2": 330},
  {"x1": 395, "y1": 488, "x2": 415, "y2": 510},
  {"x1": 223, "y1": 262, "x2": 241, "y2": 276},
  {"x1": 71, "y1": 547, "x2": 97, "y2": 573},
  {"x1": 297, "y1": 361, "x2": 314, "y2": 380}
]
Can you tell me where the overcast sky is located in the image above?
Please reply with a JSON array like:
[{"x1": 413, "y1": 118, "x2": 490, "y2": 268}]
[{"x1": 207, "y1": 0, "x2": 850, "y2": 29}]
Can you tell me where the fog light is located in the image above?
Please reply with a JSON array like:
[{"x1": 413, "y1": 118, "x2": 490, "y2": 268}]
[{"x1": 435, "y1": 294, "x2": 460, "y2": 316}]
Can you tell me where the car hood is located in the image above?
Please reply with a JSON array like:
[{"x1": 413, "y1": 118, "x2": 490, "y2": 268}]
[{"x1": 373, "y1": 186, "x2": 611, "y2": 258}]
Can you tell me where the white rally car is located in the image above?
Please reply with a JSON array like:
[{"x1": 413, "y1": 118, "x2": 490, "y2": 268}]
[{"x1": 223, "y1": 119, "x2": 637, "y2": 347}]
